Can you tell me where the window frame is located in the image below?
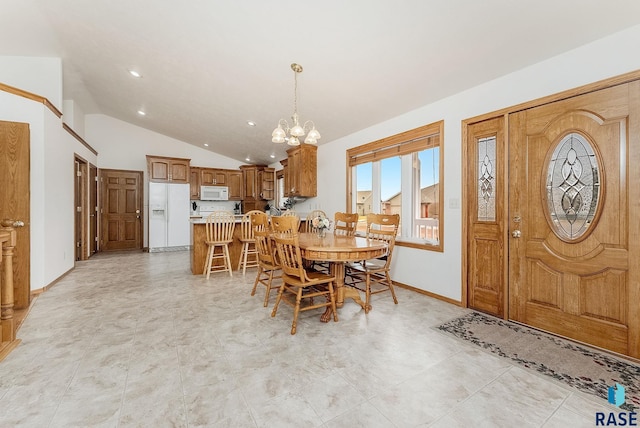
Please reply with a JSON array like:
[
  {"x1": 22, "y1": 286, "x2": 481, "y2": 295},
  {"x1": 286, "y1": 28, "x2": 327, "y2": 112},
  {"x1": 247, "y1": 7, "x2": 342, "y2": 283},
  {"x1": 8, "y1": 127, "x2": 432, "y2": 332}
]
[{"x1": 346, "y1": 120, "x2": 444, "y2": 252}]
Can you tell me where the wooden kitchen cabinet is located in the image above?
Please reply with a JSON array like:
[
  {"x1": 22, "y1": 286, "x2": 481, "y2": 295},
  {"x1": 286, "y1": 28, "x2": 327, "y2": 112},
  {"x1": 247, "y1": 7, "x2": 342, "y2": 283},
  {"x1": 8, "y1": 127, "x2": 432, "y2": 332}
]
[
  {"x1": 281, "y1": 145, "x2": 316, "y2": 197},
  {"x1": 227, "y1": 170, "x2": 243, "y2": 200},
  {"x1": 258, "y1": 168, "x2": 275, "y2": 200},
  {"x1": 200, "y1": 168, "x2": 227, "y2": 186},
  {"x1": 240, "y1": 165, "x2": 274, "y2": 201},
  {"x1": 146, "y1": 155, "x2": 190, "y2": 183},
  {"x1": 190, "y1": 167, "x2": 201, "y2": 199}
]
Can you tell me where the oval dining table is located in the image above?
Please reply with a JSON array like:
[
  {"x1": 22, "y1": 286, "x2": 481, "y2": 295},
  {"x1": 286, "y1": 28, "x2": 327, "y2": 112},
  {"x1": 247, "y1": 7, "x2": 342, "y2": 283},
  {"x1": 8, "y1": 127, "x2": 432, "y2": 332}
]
[{"x1": 296, "y1": 232, "x2": 388, "y2": 322}]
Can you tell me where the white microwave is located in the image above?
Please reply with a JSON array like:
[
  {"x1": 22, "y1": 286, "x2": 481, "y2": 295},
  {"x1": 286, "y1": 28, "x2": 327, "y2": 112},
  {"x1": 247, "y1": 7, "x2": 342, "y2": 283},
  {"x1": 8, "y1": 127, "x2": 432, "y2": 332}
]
[{"x1": 201, "y1": 185, "x2": 229, "y2": 201}]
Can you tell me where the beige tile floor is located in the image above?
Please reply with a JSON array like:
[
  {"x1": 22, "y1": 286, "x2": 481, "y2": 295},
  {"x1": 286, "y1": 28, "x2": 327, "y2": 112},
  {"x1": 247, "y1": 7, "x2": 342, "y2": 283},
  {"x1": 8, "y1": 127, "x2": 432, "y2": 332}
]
[{"x1": 0, "y1": 251, "x2": 619, "y2": 427}]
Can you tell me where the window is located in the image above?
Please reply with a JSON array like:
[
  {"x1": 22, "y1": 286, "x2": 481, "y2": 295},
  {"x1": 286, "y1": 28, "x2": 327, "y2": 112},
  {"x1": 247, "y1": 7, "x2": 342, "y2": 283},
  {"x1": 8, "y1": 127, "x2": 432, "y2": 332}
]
[{"x1": 347, "y1": 120, "x2": 443, "y2": 251}]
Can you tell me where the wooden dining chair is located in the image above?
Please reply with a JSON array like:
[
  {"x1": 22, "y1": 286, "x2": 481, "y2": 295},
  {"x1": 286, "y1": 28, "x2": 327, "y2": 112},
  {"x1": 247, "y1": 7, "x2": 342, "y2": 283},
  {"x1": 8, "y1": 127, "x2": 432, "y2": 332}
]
[
  {"x1": 203, "y1": 211, "x2": 236, "y2": 279},
  {"x1": 303, "y1": 209, "x2": 327, "y2": 233},
  {"x1": 347, "y1": 213, "x2": 399, "y2": 313},
  {"x1": 333, "y1": 212, "x2": 359, "y2": 236},
  {"x1": 270, "y1": 215, "x2": 299, "y2": 235},
  {"x1": 237, "y1": 210, "x2": 263, "y2": 275},
  {"x1": 271, "y1": 225, "x2": 338, "y2": 334},
  {"x1": 250, "y1": 212, "x2": 282, "y2": 307}
]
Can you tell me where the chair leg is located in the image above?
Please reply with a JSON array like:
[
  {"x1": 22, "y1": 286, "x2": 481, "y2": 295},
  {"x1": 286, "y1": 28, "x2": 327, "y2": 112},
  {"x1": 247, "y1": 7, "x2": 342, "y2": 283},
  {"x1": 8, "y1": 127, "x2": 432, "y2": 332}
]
[
  {"x1": 291, "y1": 287, "x2": 303, "y2": 335},
  {"x1": 263, "y1": 269, "x2": 274, "y2": 307},
  {"x1": 251, "y1": 266, "x2": 262, "y2": 296},
  {"x1": 271, "y1": 282, "x2": 285, "y2": 317},
  {"x1": 237, "y1": 242, "x2": 246, "y2": 271},
  {"x1": 203, "y1": 245, "x2": 213, "y2": 279},
  {"x1": 223, "y1": 244, "x2": 233, "y2": 277},
  {"x1": 365, "y1": 274, "x2": 372, "y2": 314},
  {"x1": 386, "y1": 272, "x2": 398, "y2": 304},
  {"x1": 242, "y1": 243, "x2": 249, "y2": 275}
]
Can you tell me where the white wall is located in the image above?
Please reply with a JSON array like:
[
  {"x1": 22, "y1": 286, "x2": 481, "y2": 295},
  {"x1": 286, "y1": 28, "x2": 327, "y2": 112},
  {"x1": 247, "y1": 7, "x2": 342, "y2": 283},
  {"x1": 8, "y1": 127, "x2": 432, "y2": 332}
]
[
  {"x1": 0, "y1": 56, "x2": 63, "y2": 108},
  {"x1": 316, "y1": 24, "x2": 640, "y2": 301},
  {"x1": 0, "y1": 89, "x2": 97, "y2": 290}
]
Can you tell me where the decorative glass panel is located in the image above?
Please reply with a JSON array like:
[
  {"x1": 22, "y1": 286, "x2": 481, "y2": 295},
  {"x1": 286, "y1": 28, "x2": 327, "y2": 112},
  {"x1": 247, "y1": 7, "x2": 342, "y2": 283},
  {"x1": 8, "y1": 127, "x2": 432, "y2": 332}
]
[
  {"x1": 477, "y1": 136, "x2": 496, "y2": 221},
  {"x1": 546, "y1": 132, "x2": 601, "y2": 241}
]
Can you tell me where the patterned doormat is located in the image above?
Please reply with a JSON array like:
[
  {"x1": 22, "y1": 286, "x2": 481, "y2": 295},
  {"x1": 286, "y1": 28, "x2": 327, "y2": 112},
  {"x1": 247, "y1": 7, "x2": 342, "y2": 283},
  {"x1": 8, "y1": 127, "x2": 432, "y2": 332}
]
[{"x1": 436, "y1": 312, "x2": 640, "y2": 411}]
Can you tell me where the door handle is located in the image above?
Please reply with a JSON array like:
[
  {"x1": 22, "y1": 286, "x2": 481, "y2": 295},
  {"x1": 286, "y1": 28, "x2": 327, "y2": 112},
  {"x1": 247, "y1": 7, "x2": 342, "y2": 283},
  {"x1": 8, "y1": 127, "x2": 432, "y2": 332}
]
[
  {"x1": 1, "y1": 219, "x2": 25, "y2": 228},
  {"x1": 512, "y1": 229, "x2": 522, "y2": 238}
]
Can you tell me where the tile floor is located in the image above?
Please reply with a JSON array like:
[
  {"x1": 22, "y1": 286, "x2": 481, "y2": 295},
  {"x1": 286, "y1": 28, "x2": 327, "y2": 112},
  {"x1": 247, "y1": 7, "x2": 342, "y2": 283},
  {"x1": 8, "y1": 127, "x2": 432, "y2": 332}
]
[{"x1": 0, "y1": 251, "x2": 620, "y2": 427}]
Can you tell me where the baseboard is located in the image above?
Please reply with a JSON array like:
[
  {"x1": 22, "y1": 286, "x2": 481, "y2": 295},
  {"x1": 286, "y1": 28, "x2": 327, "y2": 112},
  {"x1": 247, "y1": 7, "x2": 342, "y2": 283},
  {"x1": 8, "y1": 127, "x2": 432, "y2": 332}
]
[
  {"x1": 393, "y1": 280, "x2": 463, "y2": 307},
  {"x1": 32, "y1": 266, "x2": 74, "y2": 296}
]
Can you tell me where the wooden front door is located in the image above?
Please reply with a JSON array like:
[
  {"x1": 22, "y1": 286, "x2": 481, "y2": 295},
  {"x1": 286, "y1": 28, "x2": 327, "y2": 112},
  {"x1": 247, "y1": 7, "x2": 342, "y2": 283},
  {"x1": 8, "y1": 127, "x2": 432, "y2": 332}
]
[
  {"x1": 508, "y1": 82, "x2": 640, "y2": 357},
  {"x1": 0, "y1": 120, "x2": 30, "y2": 309},
  {"x1": 100, "y1": 169, "x2": 143, "y2": 251},
  {"x1": 466, "y1": 116, "x2": 506, "y2": 317}
]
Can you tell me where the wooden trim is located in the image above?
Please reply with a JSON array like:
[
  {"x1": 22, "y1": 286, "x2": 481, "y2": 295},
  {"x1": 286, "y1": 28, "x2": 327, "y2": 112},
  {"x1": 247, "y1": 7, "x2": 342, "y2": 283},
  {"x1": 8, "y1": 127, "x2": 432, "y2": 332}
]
[
  {"x1": 64, "y1": 123, "x2": 98, "y2": 155},
  {"x1": 461, "y1": 69, "x2": 640, "y2": 325},
  {"x1": 347, "y1": 122, "x2": 442, "y2": 167},
  {"x1": 393, "y1": 280, "x2": 462, "y2": 306},
  {"x1": 0, "y1": 82, "x2": 62, "y2": 118},
  {"x1": 463, "y1": 69, "x2": 640, "y2": 126},
  {"x1": 31, "y1": 267, "x2": 74, "y2": 296}
]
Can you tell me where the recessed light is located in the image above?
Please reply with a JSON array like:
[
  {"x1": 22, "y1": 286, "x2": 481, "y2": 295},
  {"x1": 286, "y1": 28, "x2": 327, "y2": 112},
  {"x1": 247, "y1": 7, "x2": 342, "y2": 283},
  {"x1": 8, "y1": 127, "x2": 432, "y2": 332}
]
[
  {"x1": 129, "y1": 70, "x2": 142, "y2": 78},
  {"x1": 203, "y1": 143, "x2": 209, "y2": 147},
  {"x1": 270, "y1": 154, "x2": 275, "y2": 159},
  {"x1": 137, "y1": 110, "x2": 146, "y2": 116},
  {"x1": 245, "y1": 157, "x2": 251, "y2": 162},
  {"x1": 247, "y1": 121, "x2": 256, "y2": 127}
]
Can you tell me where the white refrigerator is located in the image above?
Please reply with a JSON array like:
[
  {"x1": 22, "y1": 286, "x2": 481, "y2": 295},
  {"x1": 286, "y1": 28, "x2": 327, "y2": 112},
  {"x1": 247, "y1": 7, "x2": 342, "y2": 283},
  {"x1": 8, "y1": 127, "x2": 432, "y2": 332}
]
[{"x1": 148, "y1": 182, "x2": 190, "y2": 251}]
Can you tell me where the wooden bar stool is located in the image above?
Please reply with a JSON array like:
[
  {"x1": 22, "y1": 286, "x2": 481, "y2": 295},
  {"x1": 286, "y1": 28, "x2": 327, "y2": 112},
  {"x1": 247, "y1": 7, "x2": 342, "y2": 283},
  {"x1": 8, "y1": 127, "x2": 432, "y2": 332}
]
[
  {"x1": 203, "y1": 211, "x2": 236, "y2": 279},
  {"x1": 237, "y1": 210, "x2": 262, "y2": 275}
]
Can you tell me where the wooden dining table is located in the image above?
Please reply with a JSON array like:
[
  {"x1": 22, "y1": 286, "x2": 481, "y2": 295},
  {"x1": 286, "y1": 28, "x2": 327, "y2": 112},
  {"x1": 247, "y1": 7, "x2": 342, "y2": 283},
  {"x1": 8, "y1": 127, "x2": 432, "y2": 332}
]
[{"x1": 296, "y1": 232, "x2": 388, "y2": 321}]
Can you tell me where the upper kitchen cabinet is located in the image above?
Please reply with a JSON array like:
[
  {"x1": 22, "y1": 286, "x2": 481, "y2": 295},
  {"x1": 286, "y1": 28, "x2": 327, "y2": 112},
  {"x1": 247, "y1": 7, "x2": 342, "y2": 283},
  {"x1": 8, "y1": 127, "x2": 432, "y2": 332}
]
[
  {"x1": 281, "y1": 145, "x2": 316, "y2": 197},
  {"x1": 227, "y1": 170, "x2": 244, "y2": 200},
  {"x1": 147, "y1": 155, "x2": 190, "y2": 183},
  {"x1": 189, "y1": 167, "x2": 201, "y2": 199},
  {"x1": 258, "y1": 168, "x2": 275, "y2": 200},
  {"x1": 240, "y1": 165, "x2": 274, "y2": 201},
  {"x1": 200, "y1": 168, "x2": 227, "y2": 186}
]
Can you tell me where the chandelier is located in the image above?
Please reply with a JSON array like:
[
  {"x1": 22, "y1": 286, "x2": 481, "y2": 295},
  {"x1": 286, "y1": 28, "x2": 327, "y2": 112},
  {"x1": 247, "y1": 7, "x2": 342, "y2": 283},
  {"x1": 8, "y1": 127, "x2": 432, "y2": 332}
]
[{"x1": 272, "y1": 63, "x2": 321, "y2": 146}]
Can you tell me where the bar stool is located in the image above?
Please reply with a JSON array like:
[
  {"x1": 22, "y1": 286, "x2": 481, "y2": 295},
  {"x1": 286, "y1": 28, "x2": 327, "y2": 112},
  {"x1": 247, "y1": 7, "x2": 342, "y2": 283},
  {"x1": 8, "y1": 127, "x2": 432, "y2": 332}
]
[
  {"x1": 237, "y1": 210, "x2": 262, "y2": 275},
  {"x1": 203, "y1": 211, "x2": 236, "y2": 279}
]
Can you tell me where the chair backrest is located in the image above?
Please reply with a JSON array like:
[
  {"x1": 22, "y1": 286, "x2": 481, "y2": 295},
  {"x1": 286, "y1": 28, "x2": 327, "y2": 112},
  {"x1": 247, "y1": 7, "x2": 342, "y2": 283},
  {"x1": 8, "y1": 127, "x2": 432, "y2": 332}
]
[
  {"x1": 253, "y1": 223, "x2": 278, "y2": 268},
  {"x1": 366, "y1": 213, "x2": 400, "y2": 268},
  {"x1": 205, "y1": 211, "x2": 236, "y2": 242},
  {"x1": 272, "y1": 232, "x2": 310, "y2": 283},
  {"x1": 334, "y1": 212, "x2": 359, "y2": 236},
  {"x1": 250, "y1": 211, "x2": 270, "y2": 233},
  {"x1": 271, "y1": 215, "x2": 299, "y2": 235},
  {"x1": 239, "y1": 210, "x2": 263, "y2": 240},
  {"x1": 281, "y1": 210, "x2": 298, "y2": 217},
  {"x1": 304, "y1": 209, "x2": 327, "y2": 233}
]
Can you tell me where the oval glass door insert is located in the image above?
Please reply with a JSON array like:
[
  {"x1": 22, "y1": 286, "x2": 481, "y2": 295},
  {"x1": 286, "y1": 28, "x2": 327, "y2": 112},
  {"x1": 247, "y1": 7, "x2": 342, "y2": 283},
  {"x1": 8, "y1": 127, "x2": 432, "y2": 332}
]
[{"x1": 545, "y1": 132, "x2": 602, "y2": 241}]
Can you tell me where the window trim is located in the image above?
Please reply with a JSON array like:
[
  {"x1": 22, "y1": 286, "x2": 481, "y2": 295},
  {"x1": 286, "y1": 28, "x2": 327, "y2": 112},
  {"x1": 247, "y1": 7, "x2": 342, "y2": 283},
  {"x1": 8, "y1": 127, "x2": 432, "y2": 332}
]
[{"x1": 346, "y1": 120, "x2": 444, "y2": 252}]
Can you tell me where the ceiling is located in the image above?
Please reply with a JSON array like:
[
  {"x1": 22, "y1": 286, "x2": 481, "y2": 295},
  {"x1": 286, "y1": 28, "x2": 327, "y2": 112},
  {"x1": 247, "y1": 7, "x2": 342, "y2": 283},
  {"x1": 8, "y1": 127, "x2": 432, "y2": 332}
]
[{"x1": 3, "y1": 1, "x2": 640, "y2": 165}]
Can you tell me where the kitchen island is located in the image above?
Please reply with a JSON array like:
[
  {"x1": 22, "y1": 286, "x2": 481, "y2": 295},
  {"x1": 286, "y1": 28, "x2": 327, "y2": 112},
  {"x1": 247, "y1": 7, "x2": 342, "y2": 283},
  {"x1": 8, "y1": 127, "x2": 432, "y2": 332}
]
[{"x1": 190, "y1": 216, "x2": 246, "y2": 275}]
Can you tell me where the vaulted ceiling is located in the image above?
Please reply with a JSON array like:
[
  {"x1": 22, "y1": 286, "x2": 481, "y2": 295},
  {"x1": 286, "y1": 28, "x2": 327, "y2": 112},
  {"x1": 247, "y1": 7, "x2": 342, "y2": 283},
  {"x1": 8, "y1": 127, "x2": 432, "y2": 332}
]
[{"x1": 3, "y1": 0, "x2": 640, "y2": 164}]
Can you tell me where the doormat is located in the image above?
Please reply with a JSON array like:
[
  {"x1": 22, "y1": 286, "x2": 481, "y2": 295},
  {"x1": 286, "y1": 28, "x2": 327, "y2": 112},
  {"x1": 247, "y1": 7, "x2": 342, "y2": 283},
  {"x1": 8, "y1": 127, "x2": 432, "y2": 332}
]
[{"x1": 436, "y1": 312, "x2": 640, "y2": 411}]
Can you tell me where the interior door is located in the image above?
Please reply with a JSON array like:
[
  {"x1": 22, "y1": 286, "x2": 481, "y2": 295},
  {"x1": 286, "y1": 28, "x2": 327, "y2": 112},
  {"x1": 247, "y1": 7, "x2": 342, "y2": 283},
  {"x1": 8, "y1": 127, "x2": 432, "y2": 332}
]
[
  {"x1": 100, "y1": 169, "x2": 143, "y2": 251},
  {"x1": 508, "y1": 82, "x2": 640, "y2": 357},
  {"x1": 466, "y1": 116, "x2": 506, "y2": 317},
  {"x1": 0, "y1": 120, "x2": 30, "y2": 310}
]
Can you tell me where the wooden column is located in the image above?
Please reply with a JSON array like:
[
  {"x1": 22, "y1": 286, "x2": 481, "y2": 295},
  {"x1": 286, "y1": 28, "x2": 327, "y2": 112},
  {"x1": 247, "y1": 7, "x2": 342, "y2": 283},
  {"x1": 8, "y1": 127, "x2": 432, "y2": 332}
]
[{"x1": 0, "y1": 220, "x2": 22, "y2": 360}]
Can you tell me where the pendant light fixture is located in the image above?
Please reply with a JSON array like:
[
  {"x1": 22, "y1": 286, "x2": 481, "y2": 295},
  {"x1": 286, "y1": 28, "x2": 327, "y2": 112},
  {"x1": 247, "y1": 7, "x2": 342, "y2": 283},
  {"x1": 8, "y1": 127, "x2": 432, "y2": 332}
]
[{"x1": 272, "y1": 63, "x2": 321, "y2": 146}]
